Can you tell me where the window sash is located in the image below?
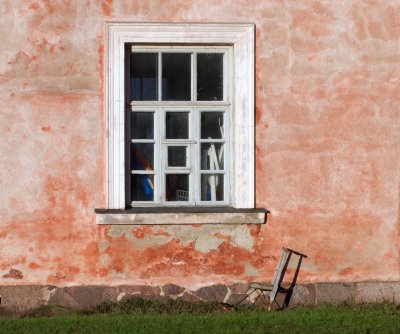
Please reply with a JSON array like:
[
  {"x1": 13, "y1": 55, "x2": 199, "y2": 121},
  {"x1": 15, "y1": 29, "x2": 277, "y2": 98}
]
[
  {"x1": 130, "y1": 106, "x2": 230, "y2": 206},
  {"x1": 128, "y1": 45, "x2": 231, "y2": 206},
  {"x1": 129, "y1": 46, "x2": 230, "y2": 104}
]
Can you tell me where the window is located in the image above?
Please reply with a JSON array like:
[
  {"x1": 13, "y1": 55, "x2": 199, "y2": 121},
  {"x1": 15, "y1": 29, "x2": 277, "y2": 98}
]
[
  {"x1": 105, "y1": 23, "x2": 254, "y2": 210},
  {"x1": 127, "y1": 46, "x2": 231, "y2": 206}
]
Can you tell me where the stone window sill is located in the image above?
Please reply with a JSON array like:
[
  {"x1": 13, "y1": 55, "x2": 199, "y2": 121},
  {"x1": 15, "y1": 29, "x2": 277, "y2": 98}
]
[{"x1": 95, "y1": 207, "x2": 268, "y2": 225}]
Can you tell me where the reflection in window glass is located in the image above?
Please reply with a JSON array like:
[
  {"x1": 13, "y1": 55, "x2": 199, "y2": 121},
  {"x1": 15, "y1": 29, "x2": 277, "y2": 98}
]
[
  {"x1": 201, "y1": 174, "x2": 224, "y2": 201},
  {"x1": 166, "y1": 174, "x2": 189, "y2": 201},
  {"x1": 131, "y1": 174, "x2": 154, "y2": 201},
  {"x1": 131, "y1": 143, "x2": 154, "y2": 171},
  {"x1": 197, "y1": 53, "x2": 223, "y2": 101},
  {"x1": 162, "y1": 53, "x2": 191, "y2": 101},
  {"x1": 166, "y1": 112, "x2": 189, "y2": 139},
  {"x1": 201, "y1": 143, "x2": 224, "y2": 170},
  {"x1": 130, "y1": 53, "x2": 158, "y2": 101},
  {"x1": 131, "y1": 112, "x2": 154, "y2": 139},
  {"x1": 201, "y1": 112, "x2": 224, "y2": 139}
]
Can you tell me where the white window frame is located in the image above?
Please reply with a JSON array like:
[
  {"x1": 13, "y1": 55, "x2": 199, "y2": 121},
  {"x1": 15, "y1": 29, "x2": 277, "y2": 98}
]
[
  {"x1": 106, "y1": 23, "x2": 254, "y2": 209},
  {"x1": 129, "y1": 46, "x2": 230, "y2": 206}
]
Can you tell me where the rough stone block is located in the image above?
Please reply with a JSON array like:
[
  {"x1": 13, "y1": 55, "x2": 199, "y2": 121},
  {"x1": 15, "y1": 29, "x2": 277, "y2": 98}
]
[
  {"x1": 178, "y1": 291, "x2": 202, "y2": 303},
  {"x1": 120, "y1": 293, "x2": 170, "y2": 303},
  {"x1": 315, "y1": 283, "x2": 355, "y2": 304},
  {"x1": 48, "y1": 289, "x2": 79, "y2": 308},
  {"x1": 355, "y1": 282, "x2": 400, "y2": 304},
  {"x1": 227, "y1": 283, "x2": 249, "y2": 294},
  {"x1": 225, "y1": 293, "x2": 248, "y2": 305},
  {"x1": 48, "y1": 286, "x2": 119, "y2": 309},
  {"x1": 287, "y1": 284, "x2": 316, "y2": 307},
  {"x1": 117, "y1": 285, "x2": 161, "y2": 297},
  {"x1": 4, "y1": 282, "x2": 400, "y2": 314},
  {"x1": 162, "y1": 284, "x2": 185, "y2": 296},
  {"x1": 195, "y1": 284, "x2": 228, "y2": 302},
  {"x1": 0, "y1": 285, "x2": 47, "y2": 311},
  {"x1": 100, "y1": 286, "x2": 120, "y2": 302}
]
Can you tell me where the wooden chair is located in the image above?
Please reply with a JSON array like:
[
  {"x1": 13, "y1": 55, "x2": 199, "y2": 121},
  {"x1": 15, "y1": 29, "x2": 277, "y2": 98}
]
[{"x1": 237, "y1": 247, "x2": 307, "y2": 310}]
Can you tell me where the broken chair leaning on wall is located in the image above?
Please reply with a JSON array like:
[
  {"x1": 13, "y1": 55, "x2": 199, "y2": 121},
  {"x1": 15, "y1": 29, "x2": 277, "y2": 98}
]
[{"x1": 237, "y1": 247, "x2": 307, "y2": 310}]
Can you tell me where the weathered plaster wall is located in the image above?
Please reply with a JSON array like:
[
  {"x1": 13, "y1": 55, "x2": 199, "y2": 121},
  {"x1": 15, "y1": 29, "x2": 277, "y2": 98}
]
[{"x1": 0, "y1": 0, "x2": 399, "y2": 289}]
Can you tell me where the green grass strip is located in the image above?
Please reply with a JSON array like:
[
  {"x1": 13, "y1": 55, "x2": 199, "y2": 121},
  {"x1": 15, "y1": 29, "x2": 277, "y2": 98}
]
[{"x1": 2, "y1": 301, "x2": 400, "y2": 333}]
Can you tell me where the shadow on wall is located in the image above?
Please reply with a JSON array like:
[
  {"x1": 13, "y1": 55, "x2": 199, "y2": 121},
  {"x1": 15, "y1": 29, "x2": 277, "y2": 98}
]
[{"x1": 281, "y1": 248, "x2": 308, "y2": 309}]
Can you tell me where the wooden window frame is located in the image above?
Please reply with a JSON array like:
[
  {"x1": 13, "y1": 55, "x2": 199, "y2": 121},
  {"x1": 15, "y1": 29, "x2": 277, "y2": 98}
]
[
  {"x1": 128, "y1": 46, "x2": 230, "y2": 207},
  {"x1": 105, "y1": 23, "x2": 254, "y2": 209}
]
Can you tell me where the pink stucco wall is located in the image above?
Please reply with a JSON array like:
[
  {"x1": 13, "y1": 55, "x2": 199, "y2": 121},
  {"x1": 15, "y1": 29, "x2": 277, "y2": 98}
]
[{"x1": 0, "y1": 0, "x2": 399, "y2": 288}]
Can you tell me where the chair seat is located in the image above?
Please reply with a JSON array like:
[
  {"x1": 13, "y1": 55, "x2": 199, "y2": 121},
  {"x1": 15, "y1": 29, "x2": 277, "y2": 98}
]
[
  {"x1": 249, "y1": 282, "x2": 274, "y2": 291},
  {"x1": 236, "y1": 247, "x2": 307, "y2": 310}
]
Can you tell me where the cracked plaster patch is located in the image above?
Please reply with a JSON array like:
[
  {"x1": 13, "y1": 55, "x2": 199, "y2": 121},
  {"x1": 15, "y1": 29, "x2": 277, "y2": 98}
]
[
  {"x1": 106, "y1": 224, "x2": 254, "y2": 253},
  {"x1": 229, "y1": 225, "x2": 253, "y2": 250},
  {"x1": 194, "y1": 235, "x2": 224, "y2": 253},
  {"x1": 244, "y1": 262, "x2": 258, "y2": 276},
  {"x1": 163, "y1": 225, "x2": 254, "y2": 251},
  {"x1": 107, "y1": 226, "x2": 173, "y2": 250},
  {"x1": 98, "y1": 240, "x2": 109, "y2": 253}
]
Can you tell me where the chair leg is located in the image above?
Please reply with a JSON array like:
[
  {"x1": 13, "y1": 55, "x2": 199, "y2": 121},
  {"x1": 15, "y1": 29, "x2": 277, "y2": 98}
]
[
  {"x1": 236, "y1": 288, "x2": 274, "y2": 310},
  {"x1": 252, "y1": 290, "x2": 271, "y2": 309},
  {"x1": 253, "y1": 290, "x2": 263, "y2": 305},
  {"x1": 235, "y1": 287, "x2": 256, "y2": 306},
  {"x1": 257, "y1": 291, "x2": 270, "y2": 309},
  {"x1": 268, "y1": 298, "x2": 282, "y2": 311},
  {"x1": 267, "y1": 290, "x2": 284, "y2": 311}
]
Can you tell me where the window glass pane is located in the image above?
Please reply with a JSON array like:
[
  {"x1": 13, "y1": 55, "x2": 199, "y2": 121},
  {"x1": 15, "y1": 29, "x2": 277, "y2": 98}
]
[
  {"x1": 162, "y1": 53, "x2": 191, "y2": 101},
  {"x1": 131, "y1": 112, "x2": 154, "y2": 139},
  {"x1": 168, "y1": 146, "x2": 188, "y2": 167},
  {"x1": 131, "y1": 143, "x2": 154, "y2": 170},
  {"x1": 201, "y1": 174, "x2": 224, "y2": 201},
  {"x1": 130, "y1": 53, "x2": 158, "y2": 101},
  {"x1": 131, "y1": 174, "x2": 154, "y2": 201},
  {"x1": 166, "y1": 112, "x2": 189, "y2": 139},
  {"x1": 166, "y1": 174, "x2": 189, "y2": 201},
  {"x1": 197, "y1": 53, "x2": 223, "y2": 101},
  {"x1": 201, "y1": 143, "x2": 224, "y2": 170},
  {"x1": 201, "y1": 112, "x2": 224, "y2": 139}
]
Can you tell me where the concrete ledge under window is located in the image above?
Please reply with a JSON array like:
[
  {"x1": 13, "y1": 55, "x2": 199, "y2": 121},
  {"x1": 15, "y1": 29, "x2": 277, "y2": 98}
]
[{"x1": 95, "y1": 207, "x2": 267, "y2": 225}]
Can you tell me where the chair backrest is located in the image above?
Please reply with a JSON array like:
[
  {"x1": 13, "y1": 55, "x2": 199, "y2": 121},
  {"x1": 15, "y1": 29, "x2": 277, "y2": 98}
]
[
  {"x1": 268, "y1": 247, "x2": 308, "y2": 306},
  {"x1": 268, "y1": 248, "x2": 292, "y2": 303},
  {"x1": 270, "y1": 247, "x2": 291, "y2": 286}
]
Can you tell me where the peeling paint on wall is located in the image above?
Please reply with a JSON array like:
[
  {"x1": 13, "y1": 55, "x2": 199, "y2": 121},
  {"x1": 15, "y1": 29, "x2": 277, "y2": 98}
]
[{"x1": 0, "y1": 0, "x2": 399, "y2": 288}]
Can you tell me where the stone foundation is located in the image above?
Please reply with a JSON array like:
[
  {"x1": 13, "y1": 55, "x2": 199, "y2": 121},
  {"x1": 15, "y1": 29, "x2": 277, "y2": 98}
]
[{"x1": 1, "y1": 282, "x2": 400, "y2": 315}]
